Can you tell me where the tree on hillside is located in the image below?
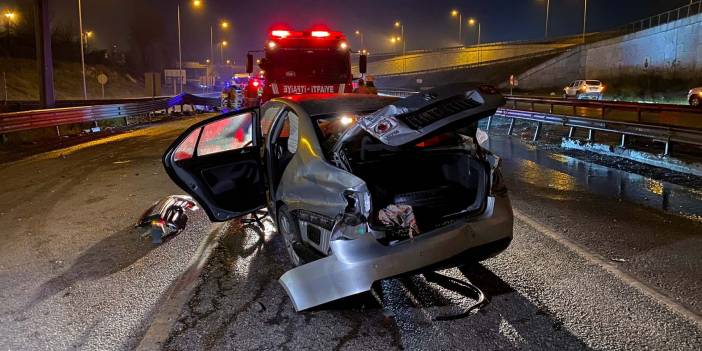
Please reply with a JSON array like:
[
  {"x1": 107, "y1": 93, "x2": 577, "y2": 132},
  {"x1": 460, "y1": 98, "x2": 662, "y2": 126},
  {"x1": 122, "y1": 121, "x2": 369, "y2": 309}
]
[{"x1": 125, "y1": 3, "x2": 175, "y2": 76}]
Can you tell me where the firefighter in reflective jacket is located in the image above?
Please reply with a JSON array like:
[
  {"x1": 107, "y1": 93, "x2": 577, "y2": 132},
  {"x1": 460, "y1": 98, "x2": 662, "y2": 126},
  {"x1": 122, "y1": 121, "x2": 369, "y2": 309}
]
[
  {"x1": 358, "y1": 75, "x2": 378, "y2": 95},
  {"x1": 244, "y1": 80, "x2": 260, "y2": 107}
]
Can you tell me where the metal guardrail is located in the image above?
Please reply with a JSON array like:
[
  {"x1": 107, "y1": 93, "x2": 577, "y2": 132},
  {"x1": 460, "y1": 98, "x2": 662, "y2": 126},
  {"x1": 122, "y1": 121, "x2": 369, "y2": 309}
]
[
  {"x1": 622, "y1": 1, "x2": 701, "y2": 34},
  {"x1": 505, "y1": 96, "x2": 702, "y2": 130},
  {"x1": 0, "y1": 96, "x2": 175, "y2": 113},
  {"x1": 490, "y1": 108, "x2": 702, "y2": 156},
  {"x1": 377, "y1": 89, "x2": 702, "y2": 155},
  {"x1": 0, "y1": 93, "x2": 220, "y2": 136}
]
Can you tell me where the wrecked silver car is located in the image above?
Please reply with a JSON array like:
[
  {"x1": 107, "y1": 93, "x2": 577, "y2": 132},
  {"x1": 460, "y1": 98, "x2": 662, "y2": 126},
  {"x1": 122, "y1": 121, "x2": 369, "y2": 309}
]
[{"x1": 163, "y1": 83, "x2": 513, "y2": 311}]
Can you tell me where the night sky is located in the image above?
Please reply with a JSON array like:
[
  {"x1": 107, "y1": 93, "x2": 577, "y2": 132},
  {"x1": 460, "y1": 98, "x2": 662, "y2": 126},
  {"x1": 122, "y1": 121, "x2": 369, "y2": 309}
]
[{"x1": 3, "y1": 0, "x2": 695, "y2": 65}]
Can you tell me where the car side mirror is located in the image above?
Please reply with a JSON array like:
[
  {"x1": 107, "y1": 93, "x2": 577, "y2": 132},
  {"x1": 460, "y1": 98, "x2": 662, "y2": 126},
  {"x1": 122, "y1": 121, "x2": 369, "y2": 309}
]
[
  {"x1": 359, "y1": 54, "x2": 367, "y2": 75},
  {"x1": 246, "y1": 54, "x2": 254, "y2": 74}
]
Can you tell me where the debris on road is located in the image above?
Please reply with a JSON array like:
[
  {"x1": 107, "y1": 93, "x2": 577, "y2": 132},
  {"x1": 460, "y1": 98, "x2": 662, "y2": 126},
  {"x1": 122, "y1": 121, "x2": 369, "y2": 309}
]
[
  {"x1": 136, "y1": 195, "x2": 199, "y2": 244},
  {"x1": 378, "y1": 204, "x2": 420, "y2": 239}
]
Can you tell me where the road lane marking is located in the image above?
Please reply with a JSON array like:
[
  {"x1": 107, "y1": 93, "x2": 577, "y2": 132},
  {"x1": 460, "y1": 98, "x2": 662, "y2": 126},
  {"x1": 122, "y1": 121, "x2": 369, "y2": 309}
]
[
  {"x1": 513, "y1": 209, "x2": 702, "y2": 329},
  {"x1": 136, "y1": 221, "x2": 226, "y2": 351}
]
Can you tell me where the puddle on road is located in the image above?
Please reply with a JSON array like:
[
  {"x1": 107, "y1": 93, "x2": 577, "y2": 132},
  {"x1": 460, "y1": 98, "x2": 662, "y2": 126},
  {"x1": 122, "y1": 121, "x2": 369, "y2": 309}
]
[{"x1": 484, "y1": 134, "x2": 702, "y2": 222}]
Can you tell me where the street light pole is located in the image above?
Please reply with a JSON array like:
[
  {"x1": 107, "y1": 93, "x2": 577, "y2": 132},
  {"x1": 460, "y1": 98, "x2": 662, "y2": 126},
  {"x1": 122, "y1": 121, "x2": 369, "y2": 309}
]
[
  {"x1": 545, "y1": 0, "x2": 551, "y2": 39},
  {"x1": 582, "y1": 0, "x2": 588, "y2": 44},
  {"x1": 451, "y1": 10, "x2": 462, "y2": 45},
  {"x1": 469, "y1": 18, "x2": 481, "y2": 64},
  {"x1": 77, "y1": 0, "x2": 88, "y2": 100},
  {"x1": 395, "y1": 21, "x2": 405, "y2": 72},
  {"x1": 355, "y1": 30, "x2": 364, "y2": 51},
  {"x1": 177, "y1": 4, "x2": 183, "y2": 93}
]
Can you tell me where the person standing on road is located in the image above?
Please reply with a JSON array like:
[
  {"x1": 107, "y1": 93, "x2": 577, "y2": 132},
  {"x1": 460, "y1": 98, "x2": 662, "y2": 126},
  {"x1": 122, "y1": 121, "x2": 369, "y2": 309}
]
[
  {"x1": 362, "y1": 75, "x2": 378, "y2": 95},
  {"x1": 354, "y1": 79, "x2": 365, "y2": 93}
]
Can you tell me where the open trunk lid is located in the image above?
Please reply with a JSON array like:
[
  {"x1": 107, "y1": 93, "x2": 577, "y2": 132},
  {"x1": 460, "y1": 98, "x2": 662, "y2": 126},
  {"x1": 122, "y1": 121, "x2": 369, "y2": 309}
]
[{"x1": 354, "y1": 83, "x2": 505, "y2": 147}]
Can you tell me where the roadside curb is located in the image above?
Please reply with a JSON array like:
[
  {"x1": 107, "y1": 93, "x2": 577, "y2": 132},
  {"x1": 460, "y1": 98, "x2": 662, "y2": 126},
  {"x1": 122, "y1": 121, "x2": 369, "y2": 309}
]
[{"x1": 136, "y1": 222, "x2": 226, "y2": 351}]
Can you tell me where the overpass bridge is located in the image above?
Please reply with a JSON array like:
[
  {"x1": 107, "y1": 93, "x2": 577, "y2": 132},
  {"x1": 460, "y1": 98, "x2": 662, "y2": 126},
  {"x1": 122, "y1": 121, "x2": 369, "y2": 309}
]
[
  {"x1": 361, "y1": 1, "x2": 702, "y2": 94},
  {"x1": 354, "y1": 32, "x2": 618, "y2": 88}
]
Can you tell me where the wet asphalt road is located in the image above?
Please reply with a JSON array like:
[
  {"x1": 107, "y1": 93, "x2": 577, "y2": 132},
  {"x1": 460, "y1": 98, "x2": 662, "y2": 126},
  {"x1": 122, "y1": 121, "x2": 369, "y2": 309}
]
[
  {"x1": 0, "y1": 116, "x2": 217, "y2": 350},
  {"x1": 0, "y1": 116, "x2": 700, "y2": 350},
  {"x1": 163, "y1": 135, "x2": 702, "y2": 350}
]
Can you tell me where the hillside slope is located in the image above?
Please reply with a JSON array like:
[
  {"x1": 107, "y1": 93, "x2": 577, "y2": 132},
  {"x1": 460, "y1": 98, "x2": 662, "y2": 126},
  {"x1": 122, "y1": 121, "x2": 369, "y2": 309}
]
[{"x1": 0, "y1": 58, "x2": 145, "y2": 100}]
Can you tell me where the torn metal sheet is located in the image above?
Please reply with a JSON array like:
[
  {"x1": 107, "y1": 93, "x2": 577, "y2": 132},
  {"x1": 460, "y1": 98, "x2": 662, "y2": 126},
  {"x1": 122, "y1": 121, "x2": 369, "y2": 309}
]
[{"x1": 136, "y1": 195, "x2": 199, "y2": 244}]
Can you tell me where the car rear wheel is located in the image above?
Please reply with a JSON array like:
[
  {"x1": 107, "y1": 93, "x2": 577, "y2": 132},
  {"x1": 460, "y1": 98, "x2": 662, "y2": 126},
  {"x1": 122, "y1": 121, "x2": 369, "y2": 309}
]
[
  {"x1": 277, "y1": 205, "x2": 303, "y2": 267},
  {"x1": 691, "y1": 96, "x2": 701, "y2": 107}
]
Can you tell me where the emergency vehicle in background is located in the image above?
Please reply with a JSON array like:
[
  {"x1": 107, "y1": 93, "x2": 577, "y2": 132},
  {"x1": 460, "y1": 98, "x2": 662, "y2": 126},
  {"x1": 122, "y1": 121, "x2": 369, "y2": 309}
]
[{"x1": 246, "y1": 27, "x2": 368, "y2": 104}]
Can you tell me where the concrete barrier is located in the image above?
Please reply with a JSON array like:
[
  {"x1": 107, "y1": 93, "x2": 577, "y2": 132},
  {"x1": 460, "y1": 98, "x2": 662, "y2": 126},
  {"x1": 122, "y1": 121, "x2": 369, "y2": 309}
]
[{"x1": 515, "y1": 12, "x2": 702, "y2": 91}]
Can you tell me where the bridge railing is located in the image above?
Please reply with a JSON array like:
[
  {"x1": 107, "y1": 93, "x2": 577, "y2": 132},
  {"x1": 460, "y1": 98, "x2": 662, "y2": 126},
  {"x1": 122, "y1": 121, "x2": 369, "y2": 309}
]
[
  {"x1": 377, "y1": 89, "x2": 702, "y2": 156},
  {"x1": 621, "y1": 1, "x2": 702, "y2": 33}
]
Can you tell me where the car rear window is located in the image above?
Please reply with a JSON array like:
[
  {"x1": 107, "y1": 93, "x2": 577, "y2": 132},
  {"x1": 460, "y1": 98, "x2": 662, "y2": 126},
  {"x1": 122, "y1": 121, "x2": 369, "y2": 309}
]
[
  {"x1": 314, "y1": 113, "x2": 362, "y2": 155},
  {"x1": 586, "y1": 80, "x2": 601, "y2": 86}
]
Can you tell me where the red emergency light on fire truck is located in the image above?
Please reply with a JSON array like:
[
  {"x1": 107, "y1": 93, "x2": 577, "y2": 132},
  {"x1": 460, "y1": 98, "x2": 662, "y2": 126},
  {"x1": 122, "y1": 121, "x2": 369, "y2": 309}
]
[{"x1": 246, "y1": 26, "x2": 368, "y2": 103}]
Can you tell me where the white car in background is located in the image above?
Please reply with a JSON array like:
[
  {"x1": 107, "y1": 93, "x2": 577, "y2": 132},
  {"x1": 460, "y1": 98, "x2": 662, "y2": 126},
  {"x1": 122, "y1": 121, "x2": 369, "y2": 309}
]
[
  {"x1": 564, "y1": 80, "x2": 605, "y2": 100},
  {"x1": 688, "y1": 87, "x2": 702, "y2": 107}
]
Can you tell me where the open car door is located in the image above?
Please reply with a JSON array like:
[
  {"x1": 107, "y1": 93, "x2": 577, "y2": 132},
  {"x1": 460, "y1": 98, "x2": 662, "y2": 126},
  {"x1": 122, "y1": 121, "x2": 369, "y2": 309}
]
[{"x1": 163, "y1": 108, "x2": 266, "y2": 222}]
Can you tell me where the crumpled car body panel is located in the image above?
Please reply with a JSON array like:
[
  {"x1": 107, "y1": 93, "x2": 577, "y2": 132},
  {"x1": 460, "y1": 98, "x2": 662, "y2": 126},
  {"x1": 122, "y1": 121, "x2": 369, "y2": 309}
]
[{"x1": 279, "y1": 196, "x2": 513, "y2": 311}]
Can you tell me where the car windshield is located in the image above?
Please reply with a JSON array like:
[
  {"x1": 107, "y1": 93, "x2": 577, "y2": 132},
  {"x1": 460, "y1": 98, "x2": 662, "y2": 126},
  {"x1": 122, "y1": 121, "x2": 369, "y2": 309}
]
[{"x1": 586, "y1": 80, "x2": 601, "y2": 86}]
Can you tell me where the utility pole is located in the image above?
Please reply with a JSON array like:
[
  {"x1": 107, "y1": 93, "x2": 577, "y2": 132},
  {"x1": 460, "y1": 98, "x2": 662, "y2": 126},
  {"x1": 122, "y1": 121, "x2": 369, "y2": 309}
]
[
  {"x1": 177, "y1": 4, "x2": 183, "y2": 94},
  {"x1": 77, "y1": 0, "x2": 88, "y2": 100},
  {"x1": 545, "y1": 0, "x2": 551, "y2": 39},
  {"x1": 34, "y1": 0, "x2": 54, "y2": 107}
]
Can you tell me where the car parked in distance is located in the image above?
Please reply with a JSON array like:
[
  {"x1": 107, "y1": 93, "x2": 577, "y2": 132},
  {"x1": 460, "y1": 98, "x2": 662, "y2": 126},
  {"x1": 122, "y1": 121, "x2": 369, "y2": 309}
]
[
  {"x1": 162, "y1": 83, "x2": 514, "y2": 311},
  {"x1": 688, "y1": 87, "x2": 702, "y2": 107},
  {"x1": 564, "y1": 80, "x2": 605, "y2": 100}
]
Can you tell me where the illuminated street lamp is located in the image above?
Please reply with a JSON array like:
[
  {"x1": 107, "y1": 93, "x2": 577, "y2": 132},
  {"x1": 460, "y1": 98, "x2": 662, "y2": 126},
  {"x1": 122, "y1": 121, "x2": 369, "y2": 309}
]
[
  {"x1": 394, "y1": 20, "x2": 406, "y2": 72},
  {"x1": 3, "y1": 10, "x2": 17, "y2": 52},
  {"x1": 354, "y1": 30, "x2": 364, "y2": 51},
  {"x1": 83, "y1": 30, "x2": 94, "y2": 52},
  {"x1": 177, "y1": 1, "x2": 204, "y2": 93},
  {"x1": 468, "y1": 18, "x2": 482, "y2": 63},
  {"x1": 219, "y1": 40, "x2": 228, "y2": 64},
  {"x1": 451, "y1": 9, "x2": 462, "y2": 45},
  {"x1": 210, "y1": 20, "x2": 229, "y2": 69},
  {"x1": 4, "y1": 11, "x2": 15, "y2": 22}
]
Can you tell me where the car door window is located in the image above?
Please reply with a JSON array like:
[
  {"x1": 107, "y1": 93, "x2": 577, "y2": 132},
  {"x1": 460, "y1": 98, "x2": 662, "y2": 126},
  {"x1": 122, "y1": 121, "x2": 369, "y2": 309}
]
[
  {"x1": 197, "y1": 113, "x2": 253, "y2": 156},
  {"x1": 261, "y1": 104, "x2": 283, "y2": 140},
  {"x1": 269, "y1": 109, "x2": 300, "y2": 190},
  {"x1": 287, "y1": 111, "x2": 299, "y2": 154}
]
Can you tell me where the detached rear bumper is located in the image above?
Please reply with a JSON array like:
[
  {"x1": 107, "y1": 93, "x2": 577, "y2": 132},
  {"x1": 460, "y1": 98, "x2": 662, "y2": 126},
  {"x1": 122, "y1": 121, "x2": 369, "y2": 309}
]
[{"x1": 279, "y1": 195, "x2": 513, "y2": 311}]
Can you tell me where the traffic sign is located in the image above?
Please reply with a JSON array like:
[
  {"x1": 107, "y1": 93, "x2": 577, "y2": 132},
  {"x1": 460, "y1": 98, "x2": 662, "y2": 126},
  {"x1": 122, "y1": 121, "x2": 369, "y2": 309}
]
[{"x1": 97, "y1": 74, "x2": 108, "y2": 98}]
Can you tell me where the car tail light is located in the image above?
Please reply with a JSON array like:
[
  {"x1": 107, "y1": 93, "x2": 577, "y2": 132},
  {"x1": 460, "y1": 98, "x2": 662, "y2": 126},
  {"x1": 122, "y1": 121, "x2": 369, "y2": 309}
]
[
  {"x1": 311, "y1": 31, "x2": 330, "y2": 37},
  {"x1": 271, "y1": 30, "x2": 290, "y2": 38},
  {"x1": 268, "y1": 41, "x2": 277, "y2": 49}
]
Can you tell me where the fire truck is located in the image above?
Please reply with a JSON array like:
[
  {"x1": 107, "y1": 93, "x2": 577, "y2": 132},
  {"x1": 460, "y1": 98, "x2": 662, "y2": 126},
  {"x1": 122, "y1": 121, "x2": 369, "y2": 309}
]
[{"x1": 246, "y1": 27, "x2": 367, "y2": 103}]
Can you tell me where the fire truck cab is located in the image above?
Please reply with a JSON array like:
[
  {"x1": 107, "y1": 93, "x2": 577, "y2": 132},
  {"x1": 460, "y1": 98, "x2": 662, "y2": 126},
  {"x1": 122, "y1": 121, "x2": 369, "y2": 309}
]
[{"x1": 247, "y1": 27, "x2": 367, "y2": 103}]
